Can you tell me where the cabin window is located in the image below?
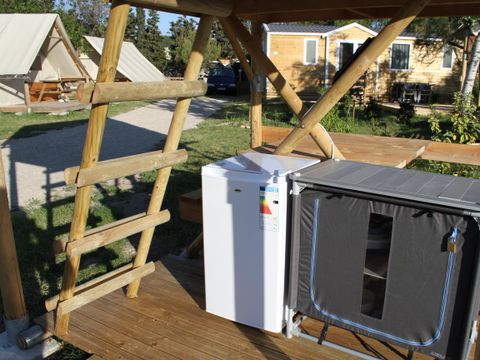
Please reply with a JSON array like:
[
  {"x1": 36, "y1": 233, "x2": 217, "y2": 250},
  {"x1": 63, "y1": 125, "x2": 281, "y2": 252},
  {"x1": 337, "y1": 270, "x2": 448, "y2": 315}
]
[
  {"x1": 442, "y1": 46, "x2": 454, "y2": 69},
  {"x1": 304, "y1": 39, "x2": 318, "y2": 65},
  {"x1": 337, "y1": 42, "x2": 363, "y2": 71},
  {"x1": 391, "y1": 43, "x2": 410, "y2": 70}
]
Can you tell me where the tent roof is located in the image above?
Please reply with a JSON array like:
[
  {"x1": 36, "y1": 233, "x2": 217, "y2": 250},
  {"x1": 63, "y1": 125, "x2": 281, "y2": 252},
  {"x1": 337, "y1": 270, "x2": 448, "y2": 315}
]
[
  {"x1": 84, "y1": 36, "x2": 165, "y2": 82},
  {"x1": 0, "y1": 13, "x2": 88, "y2": 78}
]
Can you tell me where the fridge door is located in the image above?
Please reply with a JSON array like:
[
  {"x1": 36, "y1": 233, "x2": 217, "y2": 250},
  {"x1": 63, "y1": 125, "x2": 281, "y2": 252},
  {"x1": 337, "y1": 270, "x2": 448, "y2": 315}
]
[{"x1": 202, "y1": 171, "x2": 289, "y2": 332}]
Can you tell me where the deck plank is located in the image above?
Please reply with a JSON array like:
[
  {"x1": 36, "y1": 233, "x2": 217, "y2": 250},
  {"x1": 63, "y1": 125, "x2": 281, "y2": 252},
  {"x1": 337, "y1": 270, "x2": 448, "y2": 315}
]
[{"x1": 36, "y1": 256, "x2": 477, "y2": 359}]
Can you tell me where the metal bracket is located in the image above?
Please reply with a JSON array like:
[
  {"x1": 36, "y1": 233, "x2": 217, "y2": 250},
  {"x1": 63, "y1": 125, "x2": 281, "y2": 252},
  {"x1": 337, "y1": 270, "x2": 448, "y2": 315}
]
[
  {"x1": 318, "y1": 323, "x2": 329, "y2": 345},
  {"x1": 291, "y1": 181, "x2": 306, "y2": 196}
]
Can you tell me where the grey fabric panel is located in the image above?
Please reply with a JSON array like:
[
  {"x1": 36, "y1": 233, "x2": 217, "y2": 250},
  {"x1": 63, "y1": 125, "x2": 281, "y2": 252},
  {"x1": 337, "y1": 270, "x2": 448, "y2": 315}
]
[
  {"x1": 293, "y1": 189, "x2": 479, "y2": 359},
  {"x1": 291, "y1": 160, "x2": 480, "y2": 213}
]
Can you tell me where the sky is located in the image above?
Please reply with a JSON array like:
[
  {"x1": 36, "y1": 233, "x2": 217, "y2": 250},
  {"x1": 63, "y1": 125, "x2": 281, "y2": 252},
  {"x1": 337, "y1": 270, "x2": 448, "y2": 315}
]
[{"x1": 157, "y1": 11, "x2": 197, "y2": 35}]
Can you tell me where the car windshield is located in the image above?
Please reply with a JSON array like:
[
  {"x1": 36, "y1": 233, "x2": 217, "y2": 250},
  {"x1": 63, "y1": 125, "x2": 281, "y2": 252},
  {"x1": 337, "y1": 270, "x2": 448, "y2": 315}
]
[{"x1": 209, "y1": 68, "x2": 234, "y2": 77}]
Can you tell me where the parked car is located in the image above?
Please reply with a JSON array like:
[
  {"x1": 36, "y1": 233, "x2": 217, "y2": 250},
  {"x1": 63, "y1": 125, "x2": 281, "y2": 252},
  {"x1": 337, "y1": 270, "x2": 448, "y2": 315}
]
[{"x1": 207, "y1": 66, "x2": 237, "y2": 95}]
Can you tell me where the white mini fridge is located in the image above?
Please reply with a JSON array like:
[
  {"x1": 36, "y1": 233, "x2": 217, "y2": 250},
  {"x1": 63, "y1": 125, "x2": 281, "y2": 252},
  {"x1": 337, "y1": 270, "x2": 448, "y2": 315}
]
[{"x1": 202, "y1": 153, "x2": 319, "y2": 332}]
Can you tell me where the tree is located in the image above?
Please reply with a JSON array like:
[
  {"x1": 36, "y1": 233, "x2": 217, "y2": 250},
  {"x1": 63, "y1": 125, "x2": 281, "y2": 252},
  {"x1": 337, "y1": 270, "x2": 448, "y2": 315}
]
[
  {"x1": 134, "y1": 8, "x2": 148, "y2": 56},
  {"x1": 0, "y1": 0, "x2": 54, "y2": 13},
  {"x1": 124, "y1": 8, "x2": 137, "y2": 43},
  {"x1": 66, "y1": 0, "x2": 109, "y2": 37},
  {"x1": 168, "y1": 17, "x2": 221, "y2": 76},
  {"x1": 143, "y1": 10, "x2": 170, "y2": 71}
]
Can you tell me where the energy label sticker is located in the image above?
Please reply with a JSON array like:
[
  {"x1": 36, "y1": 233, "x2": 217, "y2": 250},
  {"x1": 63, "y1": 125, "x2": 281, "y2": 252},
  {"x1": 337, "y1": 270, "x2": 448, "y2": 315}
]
[{"x1": 259, "y1": 185, "x2": 279, "y2": 232}]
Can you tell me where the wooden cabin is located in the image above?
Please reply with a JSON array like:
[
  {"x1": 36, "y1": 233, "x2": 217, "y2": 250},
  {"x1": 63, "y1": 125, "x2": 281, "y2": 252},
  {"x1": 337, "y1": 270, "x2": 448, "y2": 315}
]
[{"x1": 264, "y1": 22, "x2": 462, "y2": 101}]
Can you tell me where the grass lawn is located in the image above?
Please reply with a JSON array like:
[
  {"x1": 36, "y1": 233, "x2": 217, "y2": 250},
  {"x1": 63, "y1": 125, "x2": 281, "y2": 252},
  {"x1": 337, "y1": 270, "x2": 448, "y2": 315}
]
[
  {"x1": 0, "y1": 101, "x2": 150, "y2": 140},
  {"x1": 0, "y1": 96, "x2": 477, "y2": 359}
]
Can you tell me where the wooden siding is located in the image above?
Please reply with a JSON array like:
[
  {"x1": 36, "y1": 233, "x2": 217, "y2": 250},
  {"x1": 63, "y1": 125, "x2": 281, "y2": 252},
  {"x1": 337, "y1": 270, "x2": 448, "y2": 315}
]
[{"x1": 266, "y1": 24, "x2": 462, "y2": 101}]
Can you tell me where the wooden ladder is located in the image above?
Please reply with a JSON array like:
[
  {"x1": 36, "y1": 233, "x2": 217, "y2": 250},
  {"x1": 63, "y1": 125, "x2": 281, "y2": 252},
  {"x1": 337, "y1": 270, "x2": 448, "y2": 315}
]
[{"x1": 49, "y1": 1, "x2": 215, "y2": 336}]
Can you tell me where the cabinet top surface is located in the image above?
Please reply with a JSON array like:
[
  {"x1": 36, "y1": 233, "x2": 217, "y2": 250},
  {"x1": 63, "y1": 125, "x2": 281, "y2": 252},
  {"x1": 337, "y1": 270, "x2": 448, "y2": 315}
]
[
  {"x1": 203, "y1": 153, "x2": 319, "y2": 177},
  {"x1": 293, "y1": 160, "x2": 480, "y2": 213}
]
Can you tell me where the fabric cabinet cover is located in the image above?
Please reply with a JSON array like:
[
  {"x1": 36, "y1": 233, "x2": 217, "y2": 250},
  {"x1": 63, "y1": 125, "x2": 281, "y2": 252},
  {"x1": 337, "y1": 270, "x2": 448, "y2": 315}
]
[{"x1": 289, "y1": 160, "x2": 480, "y2": 359}]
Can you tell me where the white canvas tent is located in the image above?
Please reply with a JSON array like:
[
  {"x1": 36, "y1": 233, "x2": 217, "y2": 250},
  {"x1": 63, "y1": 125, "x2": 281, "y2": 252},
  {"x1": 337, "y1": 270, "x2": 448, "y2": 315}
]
[
  {"x1": 82, "y1": 36, "x2": 165, "y2": 82},
  {"x1": 0, "y1": 13, "x2": 89, "y2": 107}
]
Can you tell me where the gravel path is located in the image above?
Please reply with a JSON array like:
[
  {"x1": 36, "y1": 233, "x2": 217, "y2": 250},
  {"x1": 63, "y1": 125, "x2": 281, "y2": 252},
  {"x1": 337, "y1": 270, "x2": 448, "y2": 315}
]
[{"x1": 1, "y1": 97, "x2": 226, "y2": 208}]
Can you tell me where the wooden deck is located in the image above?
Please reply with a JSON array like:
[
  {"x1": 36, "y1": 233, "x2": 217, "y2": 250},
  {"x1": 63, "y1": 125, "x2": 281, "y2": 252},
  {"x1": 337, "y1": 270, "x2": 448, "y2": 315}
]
[
  {"x1": 259, "y1": 126, "x2": 480, "y2": 167},
  {"x1": 0, "y1": 100, "x2": 89, "y2": 114},
  {"x1": 36, "y1": 256, "x2": 476, "y2": 359}
]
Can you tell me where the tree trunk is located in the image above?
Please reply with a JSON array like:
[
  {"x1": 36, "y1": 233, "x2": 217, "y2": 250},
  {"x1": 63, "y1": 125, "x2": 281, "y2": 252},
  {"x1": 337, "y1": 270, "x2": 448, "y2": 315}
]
[{"x1": 462, "y1": 34, "x2": 480, "y2": 95}]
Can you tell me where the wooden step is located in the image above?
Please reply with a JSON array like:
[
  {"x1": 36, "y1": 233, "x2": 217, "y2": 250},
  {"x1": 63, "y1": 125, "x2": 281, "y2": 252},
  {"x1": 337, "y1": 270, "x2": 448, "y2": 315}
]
[
  {"x1": 66, "y1": 210, "x2": 170, "y2": 257},
  {"x1": 45, "y1": 263, "x2": 134, "y2": 312},
  {"x1": 77, "y1": 80, "x2": 207, "y2": 104},
  {"x1": 56, "y1": 262, "x2": 155, "y2": 318},
  {"x1": 53, "y1": 213, "x2": 147, "y2": 255},
  {"x1": 65, "y1": 149, "x2": 187, "y2": 187}
]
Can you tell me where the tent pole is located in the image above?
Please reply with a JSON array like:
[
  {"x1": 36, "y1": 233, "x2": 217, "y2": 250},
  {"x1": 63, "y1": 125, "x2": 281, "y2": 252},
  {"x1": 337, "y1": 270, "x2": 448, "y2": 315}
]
[
  {"x1": 0, "y1": 147, "x2": 28, "y2": 343},
  {"x1": 23, "y1": 82, "x2": 31, "y2": 112},
  {"x1": 273, "y1": 0, "x2": 431, "y2": 155}
]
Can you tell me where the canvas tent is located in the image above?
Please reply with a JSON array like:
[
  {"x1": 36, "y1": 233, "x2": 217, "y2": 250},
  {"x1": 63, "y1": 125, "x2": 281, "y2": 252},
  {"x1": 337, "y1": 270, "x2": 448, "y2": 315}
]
[
  {"x1": 0, "y1": 13, "x2": 89, "y2": 107},
  {"x1": 82, "y1": 36, "x2": 165, "y2": 82}
]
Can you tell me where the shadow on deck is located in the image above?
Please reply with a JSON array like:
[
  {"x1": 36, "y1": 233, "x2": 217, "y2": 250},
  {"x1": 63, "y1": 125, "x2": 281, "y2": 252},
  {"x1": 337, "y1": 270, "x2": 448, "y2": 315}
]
[{"x1": 34, "y1": 255, "x2": 459, "y2": 359}]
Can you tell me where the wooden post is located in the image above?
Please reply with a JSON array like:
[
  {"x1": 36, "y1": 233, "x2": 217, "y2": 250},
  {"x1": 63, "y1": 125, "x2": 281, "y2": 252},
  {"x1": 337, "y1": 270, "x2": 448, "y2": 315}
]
[
  {"x1": 220, "y1": 22, "x2": 254, "y2": 82},
  {"x1": 221, "y1": 16, "x2": 344, "y2": 159},
  {"x1": 23, "y1": 82, "x2": 31, "y2": 110},
  {"x1": 0, "y1": 148, "x2": 27, "y2": 322},
  {"x1": 55, "y1": 0, "x2": 130, "y2": 336},
  {"x1": 126, "y1": 15, "x2": 214, "y2": 298},
  {"x1": 274, "y1": 0, "x2": 431, "y2": 155},
  {"x1": 250, "y1": 21, "x2": 263, "y2": 148}
]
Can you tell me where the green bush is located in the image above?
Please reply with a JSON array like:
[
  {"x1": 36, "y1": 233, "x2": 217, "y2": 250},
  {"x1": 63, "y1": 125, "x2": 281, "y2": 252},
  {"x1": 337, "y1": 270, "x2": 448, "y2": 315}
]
[
  {"x1": 425, "y1": 92, "x2": 480, "y2": 177},
  {"x1": 397, "y1": 101, "x2": 415, "y2": 124}
]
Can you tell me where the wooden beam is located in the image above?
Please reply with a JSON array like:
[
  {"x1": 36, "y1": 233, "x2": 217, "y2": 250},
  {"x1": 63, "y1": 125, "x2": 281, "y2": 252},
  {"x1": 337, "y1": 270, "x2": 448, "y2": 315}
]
[
  {"x1": 421, "y1": 142, "x2": 480, "y2": 166},
  {"x1": 23, "y1": 82, "x2": 31, "y2": 109},
  {"x1": 55, "y1": 0, "x2": 131, "y2": 336},
  {"x1": 45, "y1": 263, "x2": 134, "y2": 312},
  {"x1": 222, "y1": 16, "x2": 344, "y2": 159},
  {"x1": 250, "y1": 21, "x2": 263, "y2": 149},
  {"x1": 234, "y1": 0, "x2": 480, "y2": 16},
  {"x1": 219, "y1": 20, "x2": 254, "y2": 82},
  {"x1": 77, "y1": 81, "x2": 207, "y2": 104},
  {"x1": 64, "y1": 149, "x2": 188, "y2": 187},
  {"x1": 66, "y1": 210, "x2": 170, "y2": 257},
  {"x1": 238, "y1": 4, "x2": 480, "y2": 22},
  {"x1": 57, "y1": 262, "x2": 155, "y2": 318},
  {"x1": 0, "y1": 148, "x2": 27, "y2": 321},
  {"x1": 274, "y1": 0, "x2": 431, "y2": 155},
  {"x1": 125, "y1": 0, "x2": 232, "y2": 17},
  {"x1": 53, "y1": 213, "x2": 148, "y2": 255},
  {"x1": 126, "y1": 15, "x2": 214, "y2": 298}
]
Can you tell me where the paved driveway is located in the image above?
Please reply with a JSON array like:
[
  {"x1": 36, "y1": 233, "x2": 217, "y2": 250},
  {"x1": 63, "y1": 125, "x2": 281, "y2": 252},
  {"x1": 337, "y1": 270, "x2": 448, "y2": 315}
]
[{"x1": 1, "y1": 97, "x2": 226, "y2": 208}]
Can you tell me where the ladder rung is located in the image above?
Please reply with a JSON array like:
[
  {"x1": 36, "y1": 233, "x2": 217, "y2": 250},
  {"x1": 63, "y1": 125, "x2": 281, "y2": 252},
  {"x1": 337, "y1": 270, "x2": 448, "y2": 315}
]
[
  {"x1": 77, "y1": 80, "x2": 207, "y2": 104},
  {"x1": 56, "y1": 262, "x2": 155, "y2": 317},
  {"x1": 53, "y1": 212, "x2": 147, "y2": 255},
  {"x1": 124, "y1": 0, "x2": 232, "y2": 17},
  {"x1": 66, "y1": 210, "x2": 170, "y2": 257},
  {"x1": 45, "y1": 263, "x2": 133, "y2": 312},
  {"x1": 64, "y1": 149, "x2": 188, "y2": 187}
]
